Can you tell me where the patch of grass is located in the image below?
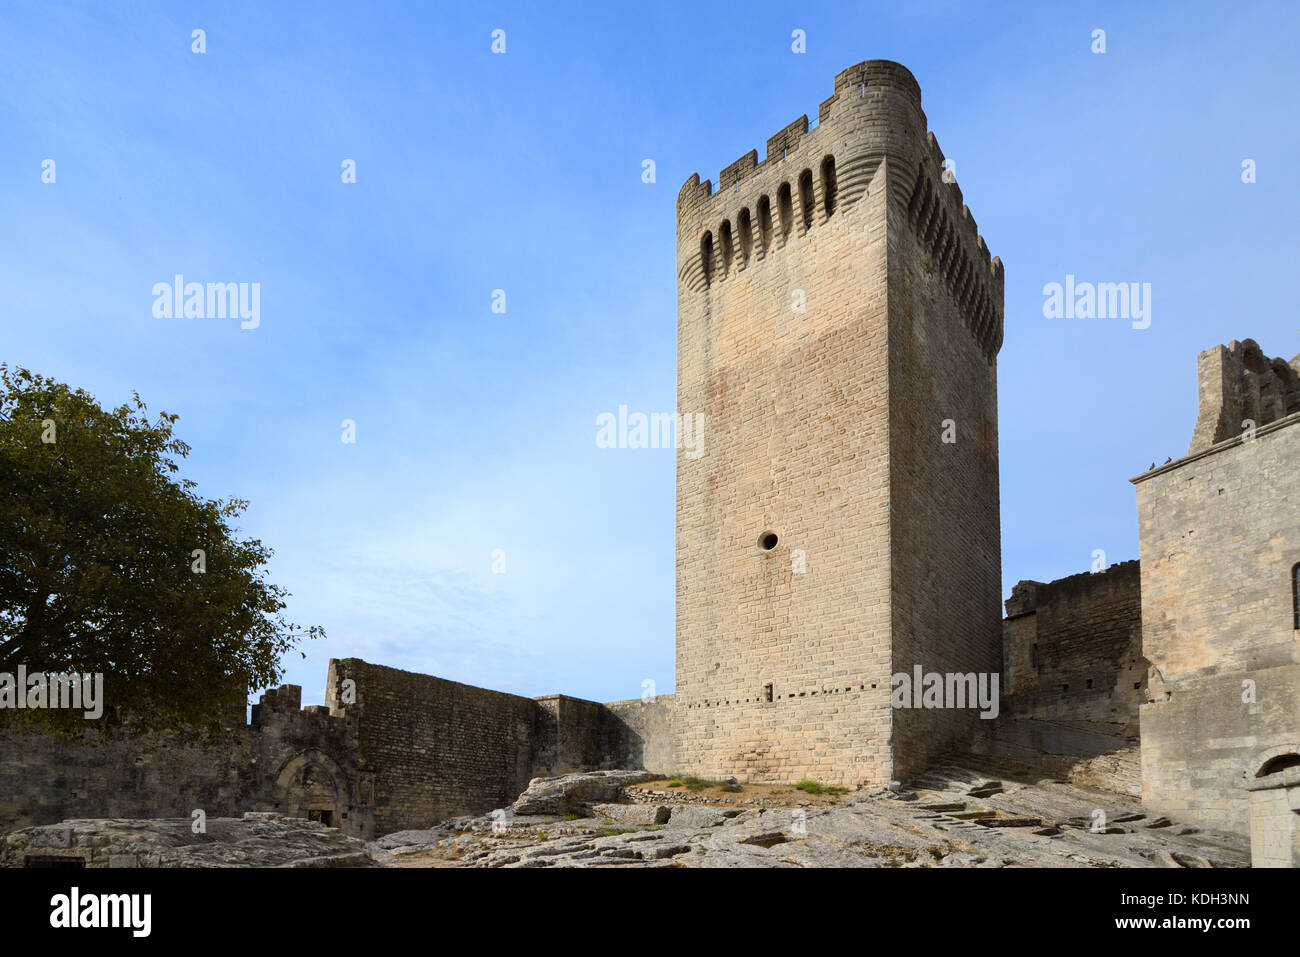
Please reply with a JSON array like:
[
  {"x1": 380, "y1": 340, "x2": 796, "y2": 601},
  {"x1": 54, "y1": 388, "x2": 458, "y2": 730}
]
[
  {"x1": 664, "y1": 774, "x2": 700, "y2": 792},
  {"x1": 659, "y1": 773, "x2": 742, "y2": 793},
  {"x1": 665, "y1": 773, "x2": 732, "y2": 792},
  {"x1": 561, "y1": 811, "x2": 587, "y2": 821},
  {"x1": 534, "y1": 829, "x2": 549, "y2": 842},
  {"x1": 932, "y1": 824, "x2": 945, "y2": 831},
  {"x1": 595, "y1": 826, "x2": 639, "y2": 837},
  {"x1": 793, "y1": 779, "x2": 849, "y2": 796}
]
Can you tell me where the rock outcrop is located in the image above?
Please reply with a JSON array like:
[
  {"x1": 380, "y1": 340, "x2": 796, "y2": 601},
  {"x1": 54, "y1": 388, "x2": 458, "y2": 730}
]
[
  {"x1": 2, "y1": 813, "x2": 375, "y2": 868},
  {"x1": 375, "y1": 765, "x2": 1249, "y2": 868},
  {"x1": 508, "y1": 770, "x2": 658, "y2": 815}
]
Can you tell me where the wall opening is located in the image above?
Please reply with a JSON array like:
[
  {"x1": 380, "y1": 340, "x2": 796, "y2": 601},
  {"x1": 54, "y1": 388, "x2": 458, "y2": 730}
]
[
  {"x1": 763, "y1": 683, "x2": 773, "y2": 703},
  {"x1": 737, "y1": 208, "x2": 752, "y2": 265},
  {"x1": 700, "y1": 232, "x2": 713, "y2": 284},
  {"x1": 274, "y1": 751, "x2": 348, "y2": 833},
  {"x1": 758, "y1": 531, "x2": 779, "y2": 551},
  {"x1": 821, "y1": 156, "x2": 837, "y2": 218},
  {"x1": 777, "y1": 183, "x2": 793, "y2": 241},
  {"x1": 757, "y1": 195, "x2": 773, "y2": 252},
  {"x1": 719, "y1": 220, "x2": 734, "y2": 274},
  {"x1": 1292, "y1": 562, "x2": 1300, "y2": 629},
  {"x1": 798, "y1": 170, "x2": 814, "y2": 231},
  {"x1": 1258, "y1": 754, "x2": 1300, "y2": 777}
]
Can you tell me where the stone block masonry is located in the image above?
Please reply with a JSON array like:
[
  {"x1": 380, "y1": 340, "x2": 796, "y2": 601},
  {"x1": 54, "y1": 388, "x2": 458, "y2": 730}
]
[
  {"x1": 329, "y1": 659, "x2": 539, "y2": 834},
  {"x1": 0, "y1": 659, "x2": 675, "y2": 840},
  {"x1": 1134, "y1": 339, "x2": 1300, "y2": 836},
  {"x1": 1246, "y1": 761, "x2": 1300, "y2": 867},
  {"x1": 1002, "y1": 560, "x2": 1145, "y2": 732},
  {"x1": 1190, "y1": 338, "x2": 1300, "y2": 452},
  {"x1": 0, "y1": 678, "x2": 368, "y2": 837},
  {"x1": 602, "y1": 695, "x2": 677, "y2": 773},
  {"x1": 675, "y1": 60, "x2": 1003, "y2": 787}
]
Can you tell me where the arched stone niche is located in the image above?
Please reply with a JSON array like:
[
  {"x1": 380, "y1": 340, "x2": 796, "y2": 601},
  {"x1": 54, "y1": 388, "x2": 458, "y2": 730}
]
[
  {"x1": 1246, "y1": 744, "x2": 1300, "y2": 868},
  {"x1": 272, "y1": 749, "x2": 350, "y2": 830}
]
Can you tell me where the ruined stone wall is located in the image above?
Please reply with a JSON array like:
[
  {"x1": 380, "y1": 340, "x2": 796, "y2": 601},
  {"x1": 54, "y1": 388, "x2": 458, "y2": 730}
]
[
  {"x1": 0, "y1": 655, "x2": 681, "y2": 842},
  {"x1": 0, "y1": 683, "x2": 364, "y2": 837},
  {"x1": 602, "y1": 695, "x2": 677, "y2": 774},
  {"x1": 1001, "y1": 561, "x2": 1145, "y2": 732},
  {"x1": 0, "y1": 720, "x2": 242, "y2": 835},
  {"x1": 329, "y1": 659, "x2": 536, "y2": 835},
  {"x1": 533, "y1": 694, "x2": 609, "y2": 775},
  {"x1": 0, "y1": 654, "x2": 696, "y2": 842},
  {"x1": 675, "y1": 60, "x2": 1003, "y2": 787},
  {"x1": 1134, "y1": 397, "x2": 1300, "y2": 835},
  {"x1": 1003, "y1": 604, "x2": 1038, "y2": 698},
  {"x1": 1189, "y1": 339, "x2": 1300, "y2": 453}
]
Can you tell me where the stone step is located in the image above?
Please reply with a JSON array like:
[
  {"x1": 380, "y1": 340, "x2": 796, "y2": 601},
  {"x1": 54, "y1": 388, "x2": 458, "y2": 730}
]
[{"x1": 978, "y1": 817, "x2": 1043, "y2": 828}]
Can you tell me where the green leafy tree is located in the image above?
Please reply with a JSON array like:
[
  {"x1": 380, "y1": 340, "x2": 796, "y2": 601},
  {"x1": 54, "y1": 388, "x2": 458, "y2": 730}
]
[{"x1": 0, "y1": 365, "x2": 322, "y2": 732}]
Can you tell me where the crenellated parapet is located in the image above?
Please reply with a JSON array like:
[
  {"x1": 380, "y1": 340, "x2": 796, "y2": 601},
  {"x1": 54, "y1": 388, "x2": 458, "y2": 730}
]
[
  {"x1": 250, "y1": 682, "x2": 351, "y2": 735},
  {"x1": 676, "y1": 59, "x2": 1002, "y2": 360},
  {"x1": 904, "y1": 130, "x2": 1005, "y2": 359},
  {"x1": 1189, "y1": 339, "x2": 1300, "y2": 453}
]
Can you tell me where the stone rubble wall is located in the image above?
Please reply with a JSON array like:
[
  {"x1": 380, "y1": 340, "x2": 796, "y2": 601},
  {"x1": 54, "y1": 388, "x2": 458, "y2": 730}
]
[{"x1": 1001, "y1": 560, "x2": 1145, "y2": 733}]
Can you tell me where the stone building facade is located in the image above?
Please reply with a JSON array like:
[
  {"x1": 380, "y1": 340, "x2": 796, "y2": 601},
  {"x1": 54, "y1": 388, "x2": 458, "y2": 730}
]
[
  {"x1": 674, "y1": 60, "x2": 1004, "y2": 788},
  {"x1": 1133, "y1": 339, "x2": 1300, "y2": 839}
]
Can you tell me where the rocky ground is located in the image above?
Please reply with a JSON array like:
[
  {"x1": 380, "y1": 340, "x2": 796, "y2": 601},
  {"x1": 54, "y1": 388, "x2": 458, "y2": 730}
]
[
  {"x1": 368, "y1": 766, "x2": 1249, "y2": 868},
  {"x1": 2, "y1": 767, "x2": 1250, "y2": 868},
  {"x1": 2, "y1": 812, "x2": 375, "y2": 867}
]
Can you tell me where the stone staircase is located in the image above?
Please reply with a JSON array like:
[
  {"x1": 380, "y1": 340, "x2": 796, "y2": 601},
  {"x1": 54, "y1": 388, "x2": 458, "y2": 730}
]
[{"x1": 901, "y1": 766, "x2": 1047, "y2": 833}]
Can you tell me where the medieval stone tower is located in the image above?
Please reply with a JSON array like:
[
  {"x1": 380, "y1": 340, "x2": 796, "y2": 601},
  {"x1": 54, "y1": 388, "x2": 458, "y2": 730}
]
[{"x1": 675, "y1": 60, "x2": 1005, "y2": 788}]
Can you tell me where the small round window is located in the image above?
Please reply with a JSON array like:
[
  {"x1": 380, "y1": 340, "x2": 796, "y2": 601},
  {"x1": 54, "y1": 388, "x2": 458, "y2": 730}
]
[{"x1": 758, "y1": 531, "x2": 779, "y2": 551}]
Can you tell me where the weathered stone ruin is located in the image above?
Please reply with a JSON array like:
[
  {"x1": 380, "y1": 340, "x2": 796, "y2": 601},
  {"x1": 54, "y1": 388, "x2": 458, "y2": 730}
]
[
  {"x1": 0, "y1": 658, "x2": 675, "y2": 842},
  {"x1": 3, "y1": 62, "x2": 1296, "y2": 869}
]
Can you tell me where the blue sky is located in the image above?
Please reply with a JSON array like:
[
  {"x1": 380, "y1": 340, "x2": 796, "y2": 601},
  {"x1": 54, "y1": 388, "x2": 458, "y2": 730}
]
[{"x1": 3, "y1": 1, "x2": 1298, "y2": 705}]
